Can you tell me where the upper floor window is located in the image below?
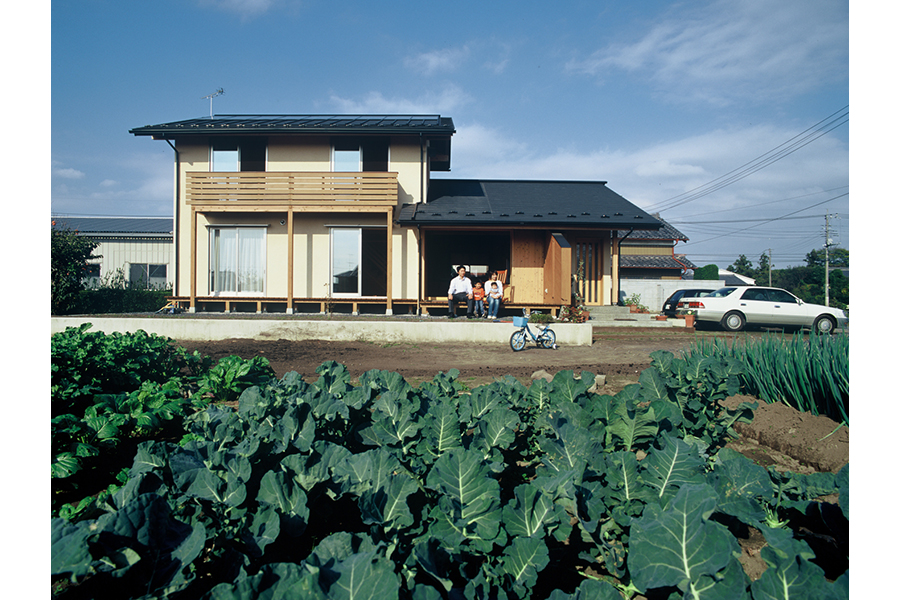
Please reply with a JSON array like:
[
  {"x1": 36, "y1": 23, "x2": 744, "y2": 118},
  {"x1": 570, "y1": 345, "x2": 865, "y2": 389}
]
[
  {"x1": 211, "y1": 138, "x2": 267, "y2": 172},
  {"x1": 333, "y1": 140, "x2": 361, "y2": 172},
  {"x1": 332, "y1": 138, "x2": 389, "y2": 172}
]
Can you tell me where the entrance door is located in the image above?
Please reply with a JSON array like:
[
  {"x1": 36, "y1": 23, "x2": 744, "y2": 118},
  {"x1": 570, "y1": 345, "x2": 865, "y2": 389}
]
[{"x1": 574, "y1": 240, "x2": 604, "y2": 305}]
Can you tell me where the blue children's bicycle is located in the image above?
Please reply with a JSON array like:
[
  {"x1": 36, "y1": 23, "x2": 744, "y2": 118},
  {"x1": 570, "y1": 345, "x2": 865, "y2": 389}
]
[{"x1": 510, "y1": 309, "x2": 557, "y2": 351}]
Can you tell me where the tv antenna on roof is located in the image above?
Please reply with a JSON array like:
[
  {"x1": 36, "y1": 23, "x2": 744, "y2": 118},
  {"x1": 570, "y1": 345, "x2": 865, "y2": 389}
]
[{"x1": 202, "y1": 88, "x2": 224, "y2": 118}]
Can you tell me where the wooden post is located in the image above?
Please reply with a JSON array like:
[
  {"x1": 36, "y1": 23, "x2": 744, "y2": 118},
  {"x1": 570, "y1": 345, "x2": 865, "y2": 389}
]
[
  {"x1": 611, "y1": 236, "x2": 619, "y2": 306},
  {"x1": 386, "y1": 208, "x2": 393, "y2": 315},
  {"x1": 418, "y1": 229, "x2": 425, "y2": 315},
  {"x1": 190, "y1": 208, "x2": 197, "y2": 312},
  {"x1": 287, "y1": 210, "x2": 294, "y2": 313}
]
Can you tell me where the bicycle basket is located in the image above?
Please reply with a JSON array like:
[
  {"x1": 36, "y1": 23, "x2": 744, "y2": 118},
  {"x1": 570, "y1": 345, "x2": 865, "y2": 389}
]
[{"x1": 513, "y1": 316, "x2": 528, "y2": 327}]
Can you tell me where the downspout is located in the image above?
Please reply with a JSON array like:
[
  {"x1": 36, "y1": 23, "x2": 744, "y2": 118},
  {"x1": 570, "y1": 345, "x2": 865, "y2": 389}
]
[
  {"x1": 616, "y1": 228, "x2": 635, "y2": 305},
  {"x1": 671, "y1": 238, "x2": 691, "y2": 278},
  {"x1": 419, "y1": 133, "x2": 425, "y2": 314},
  {"x1": 419, "y1": 133, "x2": 425, "y2": 204},
  {"x1": 165, "y1": 139, "x2": 180, "y2": 299},
  {"x1": 672, "y1": 254, "x2": 690, "y2": 279}
]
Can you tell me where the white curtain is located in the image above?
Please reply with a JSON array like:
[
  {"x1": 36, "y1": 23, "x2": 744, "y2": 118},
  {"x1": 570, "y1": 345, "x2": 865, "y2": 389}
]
[
  {"x1": 238, "y1": 228, "x2": 265, "y2": 293},
  {"x1": 211, "y1": 228, "x2": 264, "y2": 294},
  {"x1": 214, "y1": 229, "x2": 237, "y2": 292}
]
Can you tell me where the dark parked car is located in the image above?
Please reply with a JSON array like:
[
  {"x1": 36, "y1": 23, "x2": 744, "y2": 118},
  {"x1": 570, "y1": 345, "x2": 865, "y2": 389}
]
[{"x1": 661, "y1": 288, "x2": 714, "y2": 317}]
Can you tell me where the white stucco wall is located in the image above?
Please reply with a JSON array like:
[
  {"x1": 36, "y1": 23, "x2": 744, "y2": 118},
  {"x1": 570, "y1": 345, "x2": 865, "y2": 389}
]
[{"x1": 619, "y1": 279, "x2": 726, "y2": 313}]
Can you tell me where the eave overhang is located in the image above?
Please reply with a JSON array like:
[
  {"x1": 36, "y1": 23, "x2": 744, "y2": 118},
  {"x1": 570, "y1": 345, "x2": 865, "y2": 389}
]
[{"x1": 396, "y1": 179, "x2": 661, "y2": 231}]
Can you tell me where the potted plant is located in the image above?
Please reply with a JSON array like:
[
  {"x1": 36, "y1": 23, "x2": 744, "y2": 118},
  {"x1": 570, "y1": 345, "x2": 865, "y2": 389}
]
[
  {"x1": 560, "y1": 305, "x2": 589, "y2": 323},
  {"x1": 677, "y1": 309, "x2": 696, "y2": 327},
  {"x1": 623, "y1": 293, "x2": 649, "y2": 313}
]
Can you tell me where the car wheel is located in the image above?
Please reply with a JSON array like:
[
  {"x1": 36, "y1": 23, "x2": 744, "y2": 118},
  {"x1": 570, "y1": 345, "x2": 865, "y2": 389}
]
[
  {"x1": 813, "y1": 315, "x2": 836, "y2": 335},
  {"x1": 721, "y1": 311, "x2": 745, "y2": 332}
]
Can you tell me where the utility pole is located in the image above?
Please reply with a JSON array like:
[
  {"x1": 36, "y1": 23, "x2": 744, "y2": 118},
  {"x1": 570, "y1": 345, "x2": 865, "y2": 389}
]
[
  {"x1": 767, "y1": 248, "x2": 772, "y2": 286},
  {"x1": 823, "y1": 214, "x2": 838, "y2": 307}
]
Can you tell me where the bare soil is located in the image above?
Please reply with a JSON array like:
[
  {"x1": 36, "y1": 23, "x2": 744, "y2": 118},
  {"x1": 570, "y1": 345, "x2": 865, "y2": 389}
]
[{"x1": 178, "y1": 326, "x2": 849, "y2": 584}]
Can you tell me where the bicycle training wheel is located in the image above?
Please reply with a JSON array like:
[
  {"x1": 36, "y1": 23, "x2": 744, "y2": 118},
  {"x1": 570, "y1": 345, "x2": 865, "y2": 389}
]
[
  {"x1": 539, "y1": 328, "x2": 557, "y2": 349},
  {"x1": 510, "y1": 330, "x2": 527, "y2": 352}
]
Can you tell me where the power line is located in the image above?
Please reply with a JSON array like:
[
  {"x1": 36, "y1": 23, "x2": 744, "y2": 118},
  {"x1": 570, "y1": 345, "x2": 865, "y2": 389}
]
[
  {"x1": 643, "y1": 106, "x2": 849, "y2": 213},
  {"x1": 666, "y1": 186, "x2": 848, "y2": 220},
  {"x1": 670, "y1": 214, "x2": 825, "y2": 225},
  {"x1": 679, "y1": 192, "x2": 848, "y2": 248}
]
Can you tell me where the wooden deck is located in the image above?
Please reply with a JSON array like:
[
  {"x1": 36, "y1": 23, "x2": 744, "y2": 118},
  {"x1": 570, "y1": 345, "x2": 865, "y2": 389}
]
[
  {"x1": 166, "y1": 294, "x2": 561, "y2": 316},
  {"x1": 166, "y1": 296, "x2": 419, "y2": 315}
]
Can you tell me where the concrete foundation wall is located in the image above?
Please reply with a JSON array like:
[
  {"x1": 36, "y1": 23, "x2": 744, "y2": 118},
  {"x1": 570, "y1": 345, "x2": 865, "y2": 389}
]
[
  {"x1": 620, "y1": 279, "x2": 726, "y2": 313},
  {"x1": 51, "y1": 317, "x2": 593, "y2": 346}
]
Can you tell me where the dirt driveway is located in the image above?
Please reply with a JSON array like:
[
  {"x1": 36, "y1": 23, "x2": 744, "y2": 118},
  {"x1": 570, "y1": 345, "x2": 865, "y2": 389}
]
[{"x1": 180, "y1": 327, "x2": 696, "y2": 391}]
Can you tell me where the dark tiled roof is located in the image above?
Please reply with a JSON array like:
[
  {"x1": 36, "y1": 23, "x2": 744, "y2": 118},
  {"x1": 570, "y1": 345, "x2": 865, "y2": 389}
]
[
  {"x1": 619, "y1": 255, "x2": 695, "y2": 269},
  {"x1": 675, "y1": 254, "x2": 698, "y2": 269},
  {"x1": 130, "y1": 114, "x2": 455, "y2": 137},
  {"x1": 618, "y1": 216, "x2": 688, "y2": 241},
  {"x1": 397, "y1": 179, "x2": 661, "y2": 229},
  {"x1": 52, "y1": 217, "x2": 173, "y2": 235}
]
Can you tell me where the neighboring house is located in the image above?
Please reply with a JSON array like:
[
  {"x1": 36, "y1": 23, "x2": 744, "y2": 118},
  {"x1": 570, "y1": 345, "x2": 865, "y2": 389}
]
[
  {"x1": 618, "y1": 215, "x2": 696, "y2": 280},
  {"x1": 129, "y1": 114, "x2": 662, "y2": 314},
  {"x1": 718, "y1": 269, "x2": 756, "y2": 286},
  {"x1": 52, "y1": 216, "x2": 174, "y2": 289}
]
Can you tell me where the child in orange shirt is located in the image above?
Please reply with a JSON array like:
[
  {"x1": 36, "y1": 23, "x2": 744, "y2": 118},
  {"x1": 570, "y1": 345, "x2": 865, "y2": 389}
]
[{"x1": 472, "y1": 281, "x2": 486, "y2": 317}]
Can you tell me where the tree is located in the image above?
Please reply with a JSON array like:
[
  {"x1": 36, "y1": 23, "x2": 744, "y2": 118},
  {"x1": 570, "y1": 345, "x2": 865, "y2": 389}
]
[
  {"x1": 755, "y1": 252, "x2": 771, "y2": 285},
  {"x1": 693, "y1": 264, "x2": 719, "y2": 280},
  {"x1": 728, "y1": 255, "x2": 754, "y2": 277},
  {"x1": 51, "y1": 221, "x2": 100, "y2": 315},
  {"x1": 805, "y1": 247, "x2": 849, "y2": 268}
]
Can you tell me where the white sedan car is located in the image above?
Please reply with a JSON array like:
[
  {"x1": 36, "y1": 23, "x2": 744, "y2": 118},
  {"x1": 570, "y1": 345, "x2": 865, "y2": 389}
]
[{"x1": 677, "y1": 286, "x2": 848, "y2": 333}]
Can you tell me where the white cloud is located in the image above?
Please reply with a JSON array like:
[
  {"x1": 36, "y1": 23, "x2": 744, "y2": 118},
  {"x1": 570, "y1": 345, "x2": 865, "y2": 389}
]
[
  {"x1": 197, "y1": 0, "x2": 278, "y2": 17},
  {"x1": 51, "y1": 151, "x2": 174, "y2": 216},
  {"x1": 404, "y1": 46, "x2": 470, "y2": 75},
  {"x1": 567, "y1": 0, "x2": 848, "y2": 105},
  {"x1": 55, "y1": 167, "x2": 85, "y2": 179},
  {"x1": 329, "y1": 86, "x2": 473, "y2": 115}
]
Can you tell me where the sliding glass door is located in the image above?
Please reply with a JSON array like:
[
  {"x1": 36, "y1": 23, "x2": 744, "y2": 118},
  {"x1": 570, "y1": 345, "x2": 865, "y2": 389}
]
[
  {"x1": 330, "y1": 228, "x2": 387, "y2": 297},
  {"x1": 209, "y1": 227, "x2": 266, "y2": 294},
  {"x1": 331, "y1": 228, "x2": 361, "y2": 296}
]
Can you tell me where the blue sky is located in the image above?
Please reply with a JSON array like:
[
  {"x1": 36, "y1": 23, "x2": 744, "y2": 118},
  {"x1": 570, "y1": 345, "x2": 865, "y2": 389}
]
[{"x1": 47, "y1": 0, "x2": 853, "y2": 269}]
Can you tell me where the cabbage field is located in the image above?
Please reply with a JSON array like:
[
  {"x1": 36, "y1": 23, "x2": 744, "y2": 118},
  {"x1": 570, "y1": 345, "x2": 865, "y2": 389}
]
[{"x1": 51, "y1": 325, "x2": 849, "y2": 599}]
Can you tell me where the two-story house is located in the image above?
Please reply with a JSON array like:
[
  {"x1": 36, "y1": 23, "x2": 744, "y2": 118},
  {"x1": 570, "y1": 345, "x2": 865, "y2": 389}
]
[{"x1": 129, "y1": 114, "x2": 662, "y2": 315}]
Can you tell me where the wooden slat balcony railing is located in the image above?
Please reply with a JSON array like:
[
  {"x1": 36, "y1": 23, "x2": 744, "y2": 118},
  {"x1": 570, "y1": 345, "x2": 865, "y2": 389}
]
[{"x1": 186, "y1": 171, "x2": 399, "y2": 205}]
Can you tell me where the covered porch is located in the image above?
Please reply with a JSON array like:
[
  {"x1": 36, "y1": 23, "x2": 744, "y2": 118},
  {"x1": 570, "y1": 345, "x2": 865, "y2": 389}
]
[{"x1": 399, "y1": 178, "x2": 663, "y2": 316}]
